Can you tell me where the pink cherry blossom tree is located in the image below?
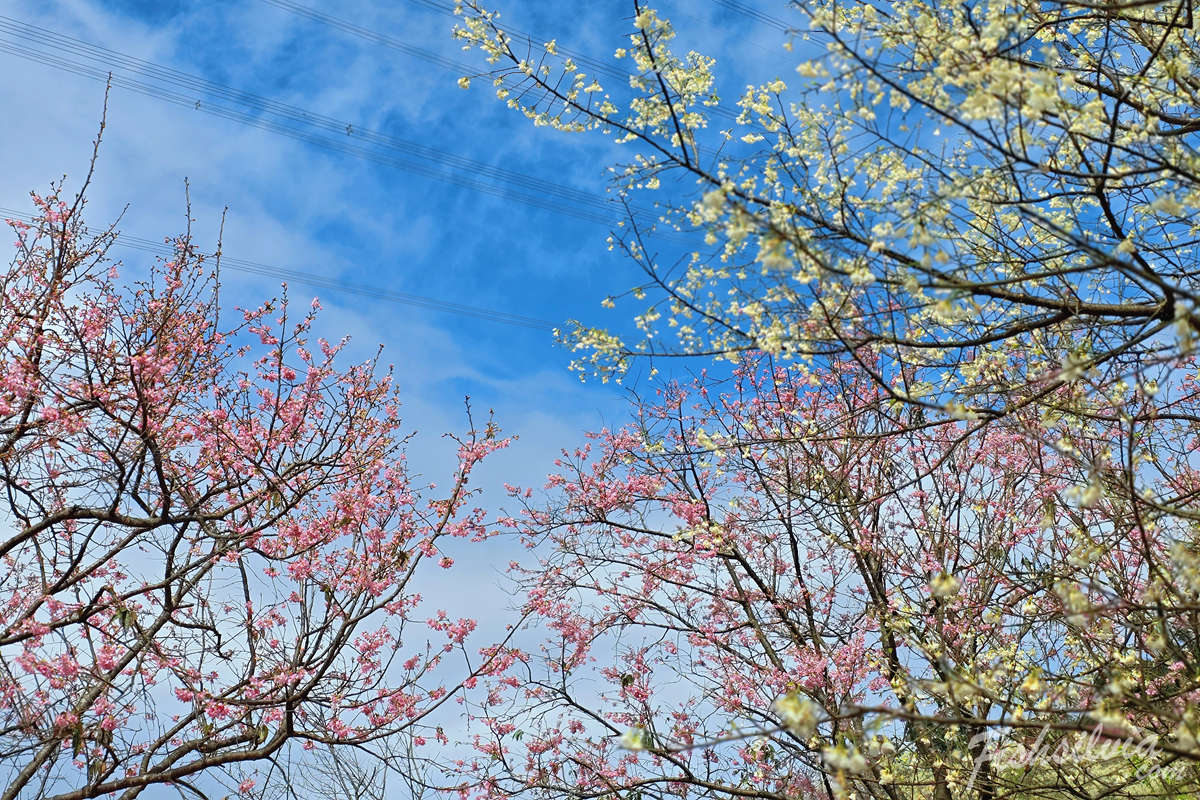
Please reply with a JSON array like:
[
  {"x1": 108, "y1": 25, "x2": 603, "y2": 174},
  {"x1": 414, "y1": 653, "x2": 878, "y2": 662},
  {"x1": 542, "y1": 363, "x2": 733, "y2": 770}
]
[
  {"x1": 458, "y1": 355, "x2": 1200, "y2": 800},
  {"x1": 0, "y1": 180, "x2": 509, "y2": 800}
]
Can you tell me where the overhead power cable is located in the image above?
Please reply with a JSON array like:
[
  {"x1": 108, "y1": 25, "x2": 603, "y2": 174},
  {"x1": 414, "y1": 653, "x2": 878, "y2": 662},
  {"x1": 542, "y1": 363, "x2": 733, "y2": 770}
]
[
  {"x1": 709, "y1": 0, "x2": 792, "y2": 32},
  {"x1": 0, "y1": 15, "x2": 683, "y2": 234},
  {"x1": 0, "y1": 15, "x2": 617, "y2": 216},
  {"x1": 260, "y1": 0, "x2": 474, "y2": 74},
  {"x1": 0, "y1": 206, "x2": 557, "y2": 330}
]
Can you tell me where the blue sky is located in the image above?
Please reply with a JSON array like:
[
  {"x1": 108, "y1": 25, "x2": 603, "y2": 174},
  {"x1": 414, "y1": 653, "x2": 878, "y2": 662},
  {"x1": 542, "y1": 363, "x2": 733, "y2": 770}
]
[
  {"x1": 0, "y1": 0, "x2": 796, "y2": 787},
  {"x1": 0, "y1": 0, "x2": 795, "y2": 488}
]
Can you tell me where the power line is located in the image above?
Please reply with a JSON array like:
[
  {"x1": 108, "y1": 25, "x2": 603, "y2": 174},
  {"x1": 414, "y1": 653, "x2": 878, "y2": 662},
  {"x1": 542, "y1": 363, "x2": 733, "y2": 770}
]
[
  {"x1": 260, "y1": 0, "x2": 474, "y2": 74},
  {"x1": 0, "y1": 15, "x2": 616, "y2": 214},
  {"x1": 709, "y1": 0, "x2": 792, "y2": 33},
  {"x1": 0, "y1": 15, "x2": 680, "y2": 233},
  {"x1": 0, "y1": 206, "x2": 557, "y2": 330}
]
